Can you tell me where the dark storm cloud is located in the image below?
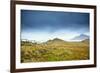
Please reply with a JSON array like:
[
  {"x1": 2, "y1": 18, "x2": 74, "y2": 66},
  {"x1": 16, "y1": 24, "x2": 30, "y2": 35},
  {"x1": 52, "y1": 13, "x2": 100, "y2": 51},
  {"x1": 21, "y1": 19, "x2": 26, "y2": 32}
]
[{"x1": 21, "y1": 10, "x2": 89, "y2": 32}]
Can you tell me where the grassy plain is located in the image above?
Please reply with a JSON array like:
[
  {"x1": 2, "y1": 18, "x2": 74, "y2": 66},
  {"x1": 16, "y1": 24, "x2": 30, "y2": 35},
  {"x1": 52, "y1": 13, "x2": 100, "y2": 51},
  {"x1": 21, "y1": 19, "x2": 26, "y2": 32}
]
[{"x1": 21, "y1": 39, "x2": 89, "y2": 63}]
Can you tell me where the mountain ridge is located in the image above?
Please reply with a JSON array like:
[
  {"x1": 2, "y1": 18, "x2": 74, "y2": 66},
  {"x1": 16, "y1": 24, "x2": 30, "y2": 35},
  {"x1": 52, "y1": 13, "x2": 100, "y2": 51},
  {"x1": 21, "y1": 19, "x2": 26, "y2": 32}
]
[{"x1": 70, "y1": 34, "x2": 89, "y2": 42}]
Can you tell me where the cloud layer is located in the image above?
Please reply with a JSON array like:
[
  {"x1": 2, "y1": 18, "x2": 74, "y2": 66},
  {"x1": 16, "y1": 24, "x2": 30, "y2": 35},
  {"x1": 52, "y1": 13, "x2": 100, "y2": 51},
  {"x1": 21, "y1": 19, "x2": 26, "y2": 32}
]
[{"x1": 21, "y1": 10, "x2": 89, "y2": 42}]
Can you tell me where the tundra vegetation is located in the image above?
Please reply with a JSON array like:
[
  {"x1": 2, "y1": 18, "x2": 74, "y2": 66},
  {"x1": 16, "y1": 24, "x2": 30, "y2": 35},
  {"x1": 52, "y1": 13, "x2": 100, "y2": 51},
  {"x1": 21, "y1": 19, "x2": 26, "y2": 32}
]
[{"x1": 21, "y1": 38, "x2": 89, "y2": 63}]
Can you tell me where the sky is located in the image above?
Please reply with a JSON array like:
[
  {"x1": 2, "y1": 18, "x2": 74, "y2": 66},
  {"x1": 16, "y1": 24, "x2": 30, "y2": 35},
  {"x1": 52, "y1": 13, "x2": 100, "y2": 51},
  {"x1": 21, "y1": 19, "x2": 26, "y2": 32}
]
[{"x1": 21, "y1": 10, "x2": 90, "y2": 42}]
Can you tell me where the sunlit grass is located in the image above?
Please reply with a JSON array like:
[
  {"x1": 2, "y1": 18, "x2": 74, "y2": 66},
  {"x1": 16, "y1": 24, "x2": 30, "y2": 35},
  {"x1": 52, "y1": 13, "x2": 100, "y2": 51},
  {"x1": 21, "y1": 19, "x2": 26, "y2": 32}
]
[{"x1": 21, "y1": 41, "x2": 89, "y2": 63}]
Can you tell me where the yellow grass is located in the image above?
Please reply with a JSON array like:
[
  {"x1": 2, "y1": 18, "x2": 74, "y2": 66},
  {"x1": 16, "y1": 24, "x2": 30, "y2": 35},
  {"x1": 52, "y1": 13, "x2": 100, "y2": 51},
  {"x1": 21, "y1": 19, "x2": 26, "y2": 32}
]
[{"x1": 21, "y1": 41, "x2": 89, "y2": 63}]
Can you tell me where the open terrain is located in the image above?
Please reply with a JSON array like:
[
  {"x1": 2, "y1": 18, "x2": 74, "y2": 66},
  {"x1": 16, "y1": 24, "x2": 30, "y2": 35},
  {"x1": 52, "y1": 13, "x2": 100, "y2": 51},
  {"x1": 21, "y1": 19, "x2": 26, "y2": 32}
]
[{"x1": 21, "y1": 38, "x2": 89, "y2": 63}]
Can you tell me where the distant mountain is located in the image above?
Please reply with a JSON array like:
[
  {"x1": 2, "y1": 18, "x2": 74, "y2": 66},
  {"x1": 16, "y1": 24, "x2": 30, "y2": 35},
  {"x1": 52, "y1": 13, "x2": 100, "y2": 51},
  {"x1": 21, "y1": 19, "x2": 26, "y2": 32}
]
[
  {"x1": 45, "y1": 38, "x2": 67, "y2": 45},
  {"x1": 70, "y1": 34, "x2": 89, "y2": 42},
  {"x1": 47, "y1": 38, "x2": 67, "y2": 43}
]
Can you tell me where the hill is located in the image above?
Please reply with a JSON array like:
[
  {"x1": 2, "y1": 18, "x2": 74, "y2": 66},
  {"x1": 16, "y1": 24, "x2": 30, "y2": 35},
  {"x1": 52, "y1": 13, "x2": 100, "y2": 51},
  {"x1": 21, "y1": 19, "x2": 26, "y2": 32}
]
[
  {"x1": 46, "y1": 38, "x2": 67, "y2": 44},
  {"x1": 70, "y1": 34, "x2": 89, "y2": 42},
  {"x1": 81, "y1": 39, "x2": 89, "y2": 44}
]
